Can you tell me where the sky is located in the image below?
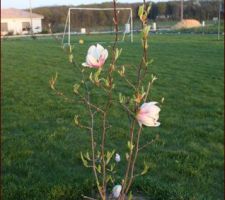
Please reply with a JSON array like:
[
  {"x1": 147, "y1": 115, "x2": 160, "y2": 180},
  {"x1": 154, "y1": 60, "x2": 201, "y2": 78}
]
[{"x1": 1, "y1": 0, "x2": 162, "y2": 9}]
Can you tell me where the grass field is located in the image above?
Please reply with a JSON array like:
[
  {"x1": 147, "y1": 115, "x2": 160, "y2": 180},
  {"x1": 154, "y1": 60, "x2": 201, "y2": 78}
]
[{"x1": 2, "y1": 34, "x2": 224, "y2": 200}]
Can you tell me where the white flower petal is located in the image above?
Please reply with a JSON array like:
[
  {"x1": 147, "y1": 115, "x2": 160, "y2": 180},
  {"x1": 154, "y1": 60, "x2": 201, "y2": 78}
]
[
  {"x1": 141, "y1": 102, "x2": 159, "y2": 110},
  {"x1": 148, "y1": 101, "x2": 158, "y2": 105},
  {"x1": 82, "y1": 62, "x2": 89, "y2": 67},
  {"x1": 145, "y1": 110, "x2": 160, "y2": 120},
  {"x1": 87, "y1": 45, "x2": 96, "y2": 55},
  {"x1": 155, "y1": 122, "x2": 160, "y2": 127},
  {"x1": 101, "y1": 49, "x2": 108, "y2": 60},
  {"x1": 96, "y1": 43, "x2": 104, "y2": 53},
  {"x1": 115, "y1": 153, "x2": 121, "y2": 162},
  {"x1": 88, "y1": 45, "x2": 99, "y2": 59},
  {"x1": 140, "y1": 116, "x2": 155, "y2": 126},
  {"x1": 141, "y1": 103, "x2": 160, "y2": 114},
  {"x1": 86, "y1": 55, "x2": 99, "y2": 67},
  {"x1": 141, "y1": 102, "x2": 157, "y2": 108}
]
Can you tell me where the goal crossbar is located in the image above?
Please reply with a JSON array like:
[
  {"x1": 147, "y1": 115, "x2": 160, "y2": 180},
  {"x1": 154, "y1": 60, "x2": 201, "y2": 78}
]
[
  {"x1": 62, "y1": 7, "x2": 133, "y2": 45},
  {"x1": 69, "y1": 7, "x2": 132, "y2": 11}
]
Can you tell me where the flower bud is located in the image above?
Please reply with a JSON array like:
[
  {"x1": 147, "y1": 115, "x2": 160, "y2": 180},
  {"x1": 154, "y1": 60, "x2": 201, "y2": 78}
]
[
  {"x1": 112, "y1": 185, "x2": 122, "y2": 198},
  {"x1": 115, "y1": 153, "x2": 121, "y2": 162}
]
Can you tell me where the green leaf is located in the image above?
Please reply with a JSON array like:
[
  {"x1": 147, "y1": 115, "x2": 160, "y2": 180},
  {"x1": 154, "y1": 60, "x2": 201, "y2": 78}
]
[
  {"x1": 138, "y1": 5, "x2": 144, "y2": 18},
  {"x1": 147, "y1": 3, "x2": 152, "y2": 14},
  {"x1": 115, "y1": 48, "x2": 123, "y2": 61},
  {"x1": 125, "y1": 153, "x2": 129, "y2": 160},
  {"x1": 69, "y1": 54, "x2": 73, "y2": 63},
  {"x1": 73, "y1": 84, "x2": 80, "y2": 94},
  {"x1": 94, "y1": 68, "x2": 102, "y2": 81},
  {"x1": 110, "y1": 163, "x2": 116, "y2": 171},
  {"x1": 85, "y1": 152, "x2": 91, "y2": 161},
  {"x1": 106, "y1": 150, "x2": 115, "y2": 165},
  {"x1": 103, "y1": 78, "x2": 110, "y2": 88},
  {"x1": 128, "y1": 141, "x2": 134, "y2": 151},
  {"x1": 89, "y1": 72, "x2": 93, "y2": 82},
  {"x1": 119, "y1": 93, "x2": 126, "y2": 104},
  {"x1": 97, "y1": 151, "x2": 101, "y2": 159},
  {"x1": 128, "y1": 191, "x2": 133, "y2": 200},
  {"x1": 142, "y1": 25, "x2": 151, "y2": 38},
  {"x1": 97, "y1": 165, "x2": 101, "y2": 173},
  {"x1": 49, "y1": 72, "x2": 58, "y2": 90},
  {"x1": 118, "y1": 66, "x2": 125, "y2": 77},
  {"x1": 80, "y1": 152, "x2": 88, "y2": 167},
  {"x1": 106, "y1": 175, "x2": 113, "y2": 183},
  {"x1": 147, "y1": 59, "x2": 154, "y2": 66},
  {"x1": 74, "y1": 115, "x2": 79, "y2": 125},
  {"x1": 151, "y1": 74, "x2": 157, "y2": 83},
  {"x1": 141, "y1": 161, "x2": 150, "y2": 175}
]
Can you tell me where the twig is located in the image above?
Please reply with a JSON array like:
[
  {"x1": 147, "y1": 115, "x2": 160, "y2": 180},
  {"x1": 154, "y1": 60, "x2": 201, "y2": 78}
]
[
  {"x1": 120, "y1": 103, "x2": 135, "y2": 118},
  {"x1": 123, "y1": 76, "x2": 137, "y2": 91},
  {"x1": 119, "y1": 119, "x2": 136, "y2": 200},
  {"x1": 78, "y1": 94, "x2": 105, "y2": 114},
  {"x1": 125, "y1": 126, "x2": 142, "y2": 193},
  {"x1": 138, "y1": 134, "x2": 159, "y2": 151},
  {"x1": 82, "y1": 195, "x2": 97, "y2": 200},
  {"x1": 99, "y1": 1, "x2": 120, "y2": 197},
  {"x1": 77, "y1": 123, "x2": 91, "y2": 130},
  {"x1": 144, "y1": 81, "x2": 151, "y2": 102},
  {"x1": 72, "y1": 57, "x2": 105, "y2": 199},
  {"x1": 112, "y1": 0, "x2": 119, "y2": 50}
]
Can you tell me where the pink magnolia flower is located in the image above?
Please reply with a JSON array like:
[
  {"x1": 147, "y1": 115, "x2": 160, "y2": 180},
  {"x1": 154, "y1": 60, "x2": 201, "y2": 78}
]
[
  {"x1": 82, "y1": 44, "x2": 108, "y2": 68},
  {"x1": 136, "y1": 102, "x2": 160, "y2": 127}
]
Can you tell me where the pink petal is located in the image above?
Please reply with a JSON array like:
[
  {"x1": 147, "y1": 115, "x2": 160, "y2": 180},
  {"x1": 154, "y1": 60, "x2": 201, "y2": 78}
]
[{"x1": 86, "y1": 55, "x2": 101, "y2": 68}]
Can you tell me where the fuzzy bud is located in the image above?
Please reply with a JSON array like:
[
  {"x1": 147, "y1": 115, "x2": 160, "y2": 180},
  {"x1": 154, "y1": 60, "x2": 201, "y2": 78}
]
[
  {"x1": 112, "y1": 185, "x2": 122, "y2": 198},
  {"x1": 115, "y1": 153, "x2": 121, "y2": 162}
]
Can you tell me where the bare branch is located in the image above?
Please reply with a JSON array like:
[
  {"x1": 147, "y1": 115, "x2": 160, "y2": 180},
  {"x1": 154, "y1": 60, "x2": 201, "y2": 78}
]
[
  {"x1": 138, "y1": 134, "x2": 159, "y2": 151},
  {"x1": 120, "y1": 103, "x2": 135, "y2": 118},
  {"x1": 144, "y1": 81, "x2": 151, "y2": 102},
  {"x1": 82, "y1": 195, "x2": 97, "y2": 200}
]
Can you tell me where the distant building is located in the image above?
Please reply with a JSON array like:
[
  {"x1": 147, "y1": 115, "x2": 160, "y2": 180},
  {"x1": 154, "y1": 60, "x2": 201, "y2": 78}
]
[{"x1": 1, "y1": 8, "x2": 44, "y2": 35}]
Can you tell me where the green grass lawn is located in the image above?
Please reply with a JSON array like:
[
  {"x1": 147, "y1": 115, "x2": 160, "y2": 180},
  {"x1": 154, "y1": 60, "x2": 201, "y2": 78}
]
[{"x1": 2, "y1": 34, "x2": 224, "y2": 200}]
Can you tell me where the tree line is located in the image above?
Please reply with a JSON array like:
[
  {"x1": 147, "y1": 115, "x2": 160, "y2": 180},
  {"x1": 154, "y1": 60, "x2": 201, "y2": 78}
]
[{"x1": 32, "y1": 1, "x2": 223, "y2": 32}]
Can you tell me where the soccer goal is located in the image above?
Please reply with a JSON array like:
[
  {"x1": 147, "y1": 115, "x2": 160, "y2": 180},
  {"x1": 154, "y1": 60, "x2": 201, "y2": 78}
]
[{"x1": 62, "y1": 7, "x2": 133, "y2": 46}]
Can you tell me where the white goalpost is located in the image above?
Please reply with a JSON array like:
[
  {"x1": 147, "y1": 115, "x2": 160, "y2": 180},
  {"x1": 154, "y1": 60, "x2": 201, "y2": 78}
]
[{"x1": 62, "y1": 7, "x2": 133, "y2": 46}]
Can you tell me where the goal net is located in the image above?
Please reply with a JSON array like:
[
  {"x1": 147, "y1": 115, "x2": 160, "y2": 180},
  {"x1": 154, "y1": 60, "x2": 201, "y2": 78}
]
[{"x1": 62, "y1": 7, "x2": 133, "y2": 46}]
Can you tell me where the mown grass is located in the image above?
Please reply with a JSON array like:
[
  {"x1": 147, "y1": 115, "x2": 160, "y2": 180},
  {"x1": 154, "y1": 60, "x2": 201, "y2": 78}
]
[{"x1": 2, "y1": 33, "x2": 224, "y2": 200}]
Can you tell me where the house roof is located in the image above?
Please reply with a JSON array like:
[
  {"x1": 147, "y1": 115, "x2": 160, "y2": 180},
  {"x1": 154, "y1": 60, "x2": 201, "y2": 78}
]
[{"x1": 1, "y1": 8, "x2": 44, "y2": 19}]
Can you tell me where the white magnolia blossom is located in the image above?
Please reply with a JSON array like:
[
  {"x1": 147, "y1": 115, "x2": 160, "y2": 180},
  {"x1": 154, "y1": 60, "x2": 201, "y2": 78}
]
[
  {"x1": 82, "y1": 44, "x2": 108, "y2": 68},
  {"x1": 136, "y1": 102, "x2": 161, "y2": 127},
  {"x1": 115, "y1": 153, "x2": 121, "y2": 162},
  {"x1": 112, "y1": 185, "x2": 122, "y2": 198}
]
